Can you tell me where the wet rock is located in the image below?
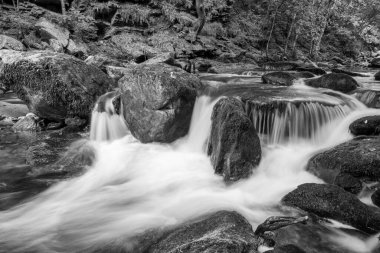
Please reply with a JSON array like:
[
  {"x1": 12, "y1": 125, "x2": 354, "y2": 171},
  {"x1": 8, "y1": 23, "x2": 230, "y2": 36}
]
[
  {"x1": 64, "y1": 116, "x2": 87, "y2": 132},
  {"x1": 331, "y1": 68, "x2": 369, "y2": 77},
  {"x1": 295, "y1": 67, "x2": 327, "y2": 76},
  {"x1": 370, "y1": 58, "x2": 380, "y2": 68},
  {"x1": 119, "y1": 63, "x2": 202, "y2": 143},
  {"x1": 208, "y1": 97, "x2": 261, "y2": 182},
  {"x1": 262, "y1": 72, "x2": 314, "y2": 86},
  {"x1": 349, "y1": 116, "x2": 380, "y2": 136},
  {"x1": 262, "y1": 61, "x2": 302, "y2": 71},
  {"x1": 304, "y1": 73, "x2": 359, "y2": 93},
  {"x1": 35, "y1": 17, "x2": 69, "y2": 51},
  {"x1": 271, "y1": 219, "x2": 363, "y2": 253},
  {"x1": 141, "y1": 52, "x2": 174, "y2": 65},
  {"x1": 0, "y1": 35, "x2": 26, "y2": 51},
  {"x1": 12, "y1": 114, "x2": 42, "y2": 132},
  {"x1": 375, "y1": 71, "x2": 380, "y2": 81},
  {"x1": 306, "y1": 137, "x2": 380, "y2": 194},
  {"x1": 282, "y1": 183, "x2": 380, "y2": 234},
  {"x1": 0, "y1": 92, "x2": 29, "y2": 118},
  {"x1": 149, "y1": 211, "x2": 258, "y2": 253},
  {"x1": 353, "y1": 89, "x2": 380, "y2": 108},
  {"x1": 0, "y1": 50, "x2": 113, "y2": 122},
  {"x1": 372, "y1": 189, "x2": 380, "y2": 207}
]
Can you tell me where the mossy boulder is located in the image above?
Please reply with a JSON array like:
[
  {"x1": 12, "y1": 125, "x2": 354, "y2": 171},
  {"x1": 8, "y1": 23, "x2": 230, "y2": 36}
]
[
  {"x1": 304, "y1": 73, "x2": 359, "y2": 93},
  {"x1": 208, "y1": 97, "x2": 261, "y2": 182},
  {"x1": 119, "y1": 63, "x2": 202, "y2": 143},
  {"x1": 0, "y1": 50, "x2": 113, "y2": 122},
  {"x1": 349, "y1": 116, "x2": 380, "y2": 136}
]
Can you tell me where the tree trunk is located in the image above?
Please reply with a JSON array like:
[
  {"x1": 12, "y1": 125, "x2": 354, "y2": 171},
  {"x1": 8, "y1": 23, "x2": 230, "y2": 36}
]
[
  {"x1": 292, "y1": 25, "x2": 299, "y2": 55},
  {"x1": 265, "y1": 0, "x2": 285, "y2": 60},
  {"x1": 194, "y1": 0, "x2": 205, "y2": 39},
  {"x1": 61, "y1": 0, "x2": 66, "y2": 15},
  {"x1": 283, "y1": 13, "x2": 297, "y2": 56}
]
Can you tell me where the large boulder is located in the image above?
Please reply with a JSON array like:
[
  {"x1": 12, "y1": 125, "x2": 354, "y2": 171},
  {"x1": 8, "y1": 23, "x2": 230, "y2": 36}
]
[
  {"x1": 306, "y1": 137, "x2": 380, "y2": 194},
  {"x1": 208, "y1": 97, "x2": 261, "y2": 182},
  {"x1": 370, "y1": 58, "x2": 380, "y2": 68},
  {"x1": 349, "y1": 116, "x2": 380, "y2": 136},
  {"x1": 119, "y1": 63, "x2": 202, "y2": 143},
  {"x1": 149, "y1": 211, "x2": 258, "y2": 253},
  {"x1": 304, "y1": 73, "x2": 359, "y2": 93},
  {"x1": 0, "y1": 35, "x2": 26, "y2": 51},
  {"x1": 282, "y1": 183, "x2": 380, "y2": 234},
  {"x1": 0, "y1": 50, "x2": 113, "y2": 122},
  {"x1": 262, "y1": 71, "x2": 314, "y2": 86}
]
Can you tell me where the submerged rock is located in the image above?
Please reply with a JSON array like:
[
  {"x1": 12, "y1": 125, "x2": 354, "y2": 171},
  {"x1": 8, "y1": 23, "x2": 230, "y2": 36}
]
[
  {"x1": 0, "y1": 50, "x2": 113, "y2": 122},
  {"x1": 295, "y1": 67, "x2": 326, "y2": 76},
  {"x1": 262, "y1": 71, "x2": 314, "y2": 86},
  {"x1": 306, "y1": 136, "x2": 380, "y2": 194},
  {"x1": 149, "y1": 211, "x2": 258, "y2": 253},
  {"x1": 349, "y1": 116, "x2": 380, "y2": 136},
  {"x1": 119, "y1": 63, "x2": 202, "y2": 143},
  {"x1": 331, "y1": 68, "x2": 369, "y2": 77},
  {"x1": 353, "y1": 89, "x2": 380, "y2": 108},
  {"x1": 304, "y1": 73, "x2": 359, "y2": 93},
  {"x1": 208, "y1": 97, "x2": 261, "y2": 182},
  {"x1": 282, "y1": 183, "x2": 380, "y2": 234}
]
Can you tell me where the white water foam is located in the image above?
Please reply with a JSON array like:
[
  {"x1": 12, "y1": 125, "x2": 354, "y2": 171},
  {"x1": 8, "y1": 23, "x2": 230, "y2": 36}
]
[{"x1": 1, "y1": 89, "x2": 380, "y2": 252}]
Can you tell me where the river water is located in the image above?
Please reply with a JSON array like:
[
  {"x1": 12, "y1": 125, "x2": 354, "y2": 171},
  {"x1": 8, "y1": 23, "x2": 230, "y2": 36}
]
[{"x1": 0, "y1": 72, "x2": 379, "y2": 252}]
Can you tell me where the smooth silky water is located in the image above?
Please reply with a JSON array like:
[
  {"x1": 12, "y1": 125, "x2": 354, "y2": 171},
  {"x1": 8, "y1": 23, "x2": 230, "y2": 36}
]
[{"x1": 0, "y1": 75, "x2": 380, "y2": 253}]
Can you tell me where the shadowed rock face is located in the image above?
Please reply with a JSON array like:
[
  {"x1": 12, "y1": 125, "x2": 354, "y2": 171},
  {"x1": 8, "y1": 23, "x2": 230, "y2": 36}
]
[
  {"x1": 208, "y1": 97, "x2": 261, "y2": 182},
  {"x1": 306, "y1": 137, "x2": 380, "y2": 194},
  {"x1": 119, "y1": 63, "x2": 203, "y2": 143},
  {"x1": 0, "y1": 50, "x2": 114, "y2": 122},
  {"x1": 304, "y1": 73, "x2": 359, "y2": 93},
  {"x1": 349, "y1": 116, "x2": 380, "y2": 136},
  {"x1": 282, "y1": 183, "x2": 380, "y2": 234},
  {"x1": 375, "y1": 71, "x2": 380, "y2": 81},
  {"x1": 370, "y1": 58, "x2": 380, "y2": 68}
]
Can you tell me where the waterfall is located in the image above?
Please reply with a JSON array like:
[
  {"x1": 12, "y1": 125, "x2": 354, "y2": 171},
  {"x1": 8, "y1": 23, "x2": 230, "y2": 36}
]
[{"x1": 89, "y1": 92, "x2": 129, "y2": 141}]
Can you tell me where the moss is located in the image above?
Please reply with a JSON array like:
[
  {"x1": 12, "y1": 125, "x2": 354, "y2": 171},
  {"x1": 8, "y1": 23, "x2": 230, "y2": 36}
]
[{"x1": 1, "y1": 59, "x2": 92, "y2": 119}]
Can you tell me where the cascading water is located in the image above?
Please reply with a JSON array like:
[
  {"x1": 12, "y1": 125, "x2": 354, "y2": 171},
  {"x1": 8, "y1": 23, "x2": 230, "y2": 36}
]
[
  {"x1": 89, "y1": 91, "x2": 129, "y2": 141},
  {"x1": 0, "y1": 76, "x2": 380, "y2": 253}
]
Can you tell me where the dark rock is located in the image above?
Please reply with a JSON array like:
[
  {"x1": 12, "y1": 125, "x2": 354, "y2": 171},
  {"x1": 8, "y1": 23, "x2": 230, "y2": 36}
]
[
  {"x1": 375, "y1": 71, "x2": 380, "y2": 81},
  {"x1": 119, "y1": 63, "x2": 202, "y2": 143},
  {"x1": 208, "y1": 97, "x2": 261, "y2": 182},
  {"x1": 349, "y1": 116, "x2": 380, "y2": 136},
  {"x1": 149, "y1": 211, "x2": 258, "y2": 253},
  {"x1": 370, "y1": 58, "x2": 380, "y2": 68},
  {"x1": 372, "y1": 189, "x2": 380, "y2": 207},
  {"x1": 295, "y1": 67, "x2": 327, "y2": 76},
  {"x1": 0, "y1": 50, "x2": 113, "y2": 122},
  {"x1": 262, "y1": 72, "x2": 314, "y2": 86},
  {"x1": 262, "y1": 61, "x2": 302, "y2": 71},
  {"x1": 306, "y1": 137, "x2": 380, "y2": 194},
  {"x1": 12, "y1": 114, "x2": 42, "y2": 132},
  {"x1": 353, "y1": 89, "x2": 380, "y2": 108},
  {"x1": 272, "y1": 220, "x2": 362, "y2": 253},
  {"x1": 0, "y1": 35, "x2": 26, "y2": 51},
  {"x1": 282, "y1": 183, "x2": 380, "y2": 234},
  {"x1": 304, "y1": 73, "x2": 359, "y2": 93},
  {"x1": 331, "y1": 68, "x2": 369, "y2": 77}
]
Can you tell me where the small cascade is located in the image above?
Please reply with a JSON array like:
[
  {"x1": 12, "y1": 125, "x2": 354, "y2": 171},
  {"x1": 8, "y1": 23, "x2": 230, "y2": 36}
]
[
  {"x1": 247, "y1": 100, "x2": 354, "y2": 144},
  {"x1": 90, "y1": 91, "x2": 128, "y2": 141}
]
